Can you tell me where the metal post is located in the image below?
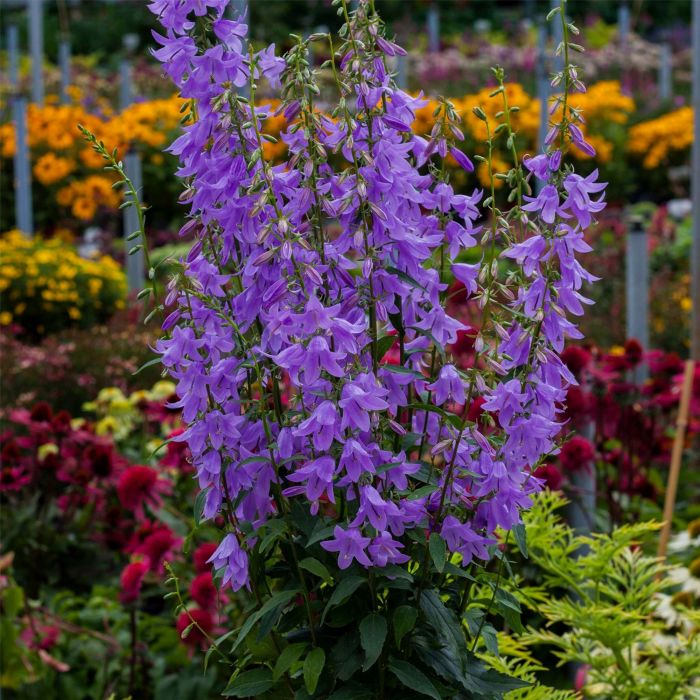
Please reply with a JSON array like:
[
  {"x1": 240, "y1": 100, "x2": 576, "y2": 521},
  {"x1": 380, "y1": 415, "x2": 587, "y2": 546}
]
[
  {"x1": 28, "y1": 0, "x2": 44, "y2": 105},
  {"x1": 618, "y1": 2, "x2": 631, "y2": 94},
  {"x1": 8, "y1": 24, "x2": 19, "y2": 87},
  {"x1": 427, "y1": 3, "x2": 440, "y2": 53},
  {"x1": 123, "y1": 153, "x2": 144, "y2": 294},
  {"x1": 626, "y1": 215, "x2": 649, "y2": 380},
  {"x1": 119, "y1": 58, "x2": 132, "y2": 112},
  {"x1": 618, "y1": 2, "x2": 630, "y2": 46},
  {"x1": 659, "y1": 43, "x2": 672, "y2": 102},
  {"x1": 13, "y1": 99, "x2": 34, "y2": 236},
  {"x1": 59, "y1": 39, "x2": 71, "y2": 104},
  {"x1": 692, "y1": 0, "x2": 700, "y2": 360},
  {"x1": 396, "y1": 53, "x2": 408, "y2": 91},
  {"x1": 565, "y1": 421, "x2": 596, "y2": 540}
]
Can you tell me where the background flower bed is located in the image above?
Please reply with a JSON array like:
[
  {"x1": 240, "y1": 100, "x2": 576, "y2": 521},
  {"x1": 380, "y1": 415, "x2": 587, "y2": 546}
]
[{"x1": 0, "y1": 1, "x2": 699, "y2": 697}]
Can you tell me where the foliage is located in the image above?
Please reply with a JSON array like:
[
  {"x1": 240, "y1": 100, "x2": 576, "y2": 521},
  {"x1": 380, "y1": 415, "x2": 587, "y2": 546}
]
[
  {"x1": 0, "y1": 230, "x2": 126, "y2": 336},
  {"x1": 0, "y1": 312, "x2": 161, "y2": 416},
  {"x1": 490, "y1": 491, "x2": 700, "y2": 699}
]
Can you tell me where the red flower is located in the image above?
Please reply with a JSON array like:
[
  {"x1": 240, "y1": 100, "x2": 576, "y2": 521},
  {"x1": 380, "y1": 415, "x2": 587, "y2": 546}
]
[
  {"x1": 193, "y1": 542, "x2": 217, "y2": 573},
  {"x1": 466, "y1": 396, "x2": 486, "y2": 425},
  {"x1": 160, "y1": 428, "x2": 192, "y2": 473},
  {"x1": 533, "y1": 464, "x2": 563, "y2": 491},
  {"x1": 559, "y1": 436, "x2": 595, "y2": 472},
  {"x1": 564, "y1": 386, "x2": 590, "y2": 424},
  {"x1": 449, "y1": 327, "x2": 477, "y2": 358},
  {"x1": 20, "y1": 623, "x2": 60, "y2": 651},
  {"x1": 176, "y1": 608, "x2": 213, "y2": 649},
  {"x1": 190, "y1": 572, "x2": 217, "y2": 610},
  {"x1": 120, "y1": 559, "x2": 149, "y2": 604},
  {"x1": 135, "y1": 525, "x2": 181, "y2": 573},
  {"x1": 623, "y1": 338, "x2": 644, "y2": 366},
  {"x1": 29, "y1": 402, "x2": 53, "y2": 423},
  {"x1": 118, "y1": 465, "x2": 170, "y2": 519}
]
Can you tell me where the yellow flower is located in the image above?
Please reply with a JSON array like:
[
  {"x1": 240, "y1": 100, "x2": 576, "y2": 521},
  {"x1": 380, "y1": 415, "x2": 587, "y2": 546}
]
[
  {"x1": 0, "y1": 311, "x2": 12, "y2": 325},
  {"x1": 71, "y1": 197, "x2": 97, "y2": 221},
  {"x1": 38, "y1": 443, "x2": 59, "y2": 461},
  {"x1": 33, "y1": 152, "x2": 75, "y2": 185}
]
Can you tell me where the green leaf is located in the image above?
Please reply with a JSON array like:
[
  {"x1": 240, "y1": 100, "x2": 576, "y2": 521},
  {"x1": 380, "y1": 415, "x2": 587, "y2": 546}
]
[
  {"x1": 512, "y1": 523, "x2": 528, "y2": 558},
  {"x1": 222, "y1": 668, "x2": 274, "y2": 697},
  {"x1": 231, "y1": 589, "x2": 299, "y2": 652},
  {"x1": 376, "y1": 335, "x2": 397, "y2": 360},
  {"x1": 429, "y1": 533, "x2": 447, "y2": 573},
  {"x1": 321, "y1": 576, "x2": 366, "y2": 625},
  {"x1": 495, "y1": 588, "x2": 523, "y2": 634},
  {"x1": 386, "y1": 266, "x2": 429, "y2": 294},
  {"x1": 259, "y1": 519, "x2": 288, "y2": 555},
  {"x1": 303, "y1": 647, "x2": 326, "y2": 695},
  {"x1": 193, "y1": 487, "x2": 210, "y2": 525},
  {"x1": 327, "y1": 682, "x2": 373, "y2": 700},
  {"x1": 273, "y1": 642, "x2": 307, "y2": 680},
  {"x1": 306, "y1": 522, "x2": 336, "y2": 547},
  {"x1": 387, "y1": 659, "x2": 442, "y2": 700},
  {"x1": 407, "y1": 485, "x2": 440, "y2": 501},
  {"x1": 132, "y1": 356, "x2": 162, "y2": 376},
  {"x1": 419, "y1": 589, "x2": 466, "y2": 654},
  {"x1": 480, "y1": 624, "x2": 499, "y2": 656},
  {"x1": 393, "y1": 605, "x2": 418, "y2": 647},
  {"x1": 299, "y1": 557, "x2": 332, "y2": 581},
  {"x1": 359, "y1": 613, "x2": 387, "y2": 671}
]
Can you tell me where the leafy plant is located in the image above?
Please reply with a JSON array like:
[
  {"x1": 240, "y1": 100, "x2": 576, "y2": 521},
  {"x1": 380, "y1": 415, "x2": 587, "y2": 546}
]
[{"x1": 489, "y1": 491, "x2": 700, "y2": 699}]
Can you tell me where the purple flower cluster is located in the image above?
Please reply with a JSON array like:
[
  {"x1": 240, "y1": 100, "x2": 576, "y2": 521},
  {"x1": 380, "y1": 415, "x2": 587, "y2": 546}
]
[{"x1": 151, "y1": 0, "x2": 603, "y2": 591}]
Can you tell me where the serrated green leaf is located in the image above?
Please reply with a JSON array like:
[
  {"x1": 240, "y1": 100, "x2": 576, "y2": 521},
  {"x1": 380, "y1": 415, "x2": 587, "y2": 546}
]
[
  {"x1": 303, "y1": 647, "x2": 325, "y2": 694},
  {"x1": 321, "y1": 576, "x2": 366, "y2": 625},
  {"x1": 222, "y1": 668, "x2": 274, "y2": 697},
  {"x1": 387, "y1": 659, "x2": 441, "y2": 700},
  {"x1": 512, "y1": 523, "x2": 528, "y2": 558},
  {"x1": 429, "y1": 533, "x2": 447, "y2": 573},
  {"x1": 273, "y1": 642, "x2": 306, "y2": 680},
  {"x1": 393, "y1": 605, "x2": 418, "y2": 647},
  {"x1": 193, "y1": 487, "x2": 210, "y2": 525},
  {"x1": 359, "y1": 613, "x2": 387, "y2": 671},
  {"x1": 299, "y1": 557, "x2": 332, "y2": 581}
]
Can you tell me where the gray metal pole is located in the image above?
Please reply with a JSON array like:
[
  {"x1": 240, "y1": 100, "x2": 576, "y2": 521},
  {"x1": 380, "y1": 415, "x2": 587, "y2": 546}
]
[
  {"x1": 692, "y1": 0, "x2": 700, "y2": 360},
  {"x1": 659, "y1": 43, "x2": 672, "y2": 102},
  {"x1": 396, "y1": 53, "x2": 408, "y2": 91},
  {"x1": 119, "y1": 58, "x2": 132, "y2": 112},
  {"x1": 565, "y1": 421, "x2": 596, "y2": 539},
  {"x1": 8, "y1": 24, "x2": 19, "y2": 87},
  {"x1": 123, "y1": 153, "x2": 144, "y2": 294},
  {"x1": 13, "y1": 98, "x2": 34, "y2": 235},
  {"x1": 28, "y1": 0, "x2": 44, "y2": 105},
  {"x1": 427, "y1": 4, "x2": 440, "y2": 53},
  {"x1": 618, "y1": 2, "x2": 630, "y2": 47},
  {"x1": 626, "y1": 215, "x2": 649, "y2": 379},
  {"x1": 59, "y1": 39, "x2": 71, "y2": 104}
]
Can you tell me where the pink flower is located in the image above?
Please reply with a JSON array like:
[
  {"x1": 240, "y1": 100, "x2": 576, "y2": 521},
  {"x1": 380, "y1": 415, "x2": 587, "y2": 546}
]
[
  {"x1": 118, "y1": 465, "x2": 170, "y2": 519},
  {"x1": 120, "y1": 559, "x2": 149, "y2": 604}
]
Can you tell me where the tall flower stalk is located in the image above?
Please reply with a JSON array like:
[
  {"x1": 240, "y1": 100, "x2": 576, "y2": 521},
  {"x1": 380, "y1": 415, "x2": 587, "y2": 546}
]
[{"x1": 150, "y1": 0, "x2": 604, "y2": 695}]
